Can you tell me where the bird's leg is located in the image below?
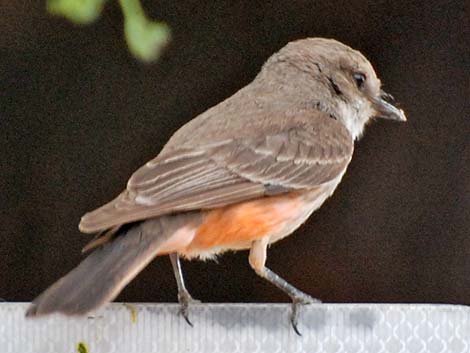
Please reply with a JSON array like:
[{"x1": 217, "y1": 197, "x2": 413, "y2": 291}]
[
  {"x1": 169, "y1": 252, "x2": 200, "y2": 326},
  {"x1": 259, "y1": 267, "x2": 321, "y2": 335},
  {"x1": 249, "y1": 238, "x2": 321, "y2": 335}
]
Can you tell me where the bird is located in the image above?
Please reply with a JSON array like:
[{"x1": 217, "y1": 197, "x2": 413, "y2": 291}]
[{"x1": 26, "y1": 38, "x2": 406, "y2": 334}]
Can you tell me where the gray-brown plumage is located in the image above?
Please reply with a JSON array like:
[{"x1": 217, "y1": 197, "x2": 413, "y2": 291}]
[
  {"x1": 27, "y1": 38, "x2": 405, "y2": 330},
  {"x1": 79, "y1": 111, "x2": 354, "y2": 233},
  {"x1": 26, "y1": 214, "x2": 198, "y2": 316}
]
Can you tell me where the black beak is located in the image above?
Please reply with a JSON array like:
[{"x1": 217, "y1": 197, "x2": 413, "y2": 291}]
[{"x1": 373, "y1": 90, "x2": 407, "y2": 122}]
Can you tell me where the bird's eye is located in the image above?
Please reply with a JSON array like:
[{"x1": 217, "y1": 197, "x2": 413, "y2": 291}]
[{"x1": 353, "y1": 73, "x2": 366, "y2": 89}]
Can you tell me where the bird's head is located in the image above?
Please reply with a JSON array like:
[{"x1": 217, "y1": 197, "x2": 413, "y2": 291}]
[{"x1": 260, "y1": 38, "x2": 406, "y2": 140}]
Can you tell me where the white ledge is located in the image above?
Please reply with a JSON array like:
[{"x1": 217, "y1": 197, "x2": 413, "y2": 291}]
[{"x1": 1, "y1": 303, "x2": 469, "y2": 353}]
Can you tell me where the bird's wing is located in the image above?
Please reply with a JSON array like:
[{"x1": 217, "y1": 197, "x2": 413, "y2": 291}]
[{"x1": 79, "y1": 112, "x2": 353, "y2": 233}]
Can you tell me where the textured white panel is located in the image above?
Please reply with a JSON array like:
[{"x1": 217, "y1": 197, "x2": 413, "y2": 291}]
[{"x1": 1, "y1": 303, "x2": 469, "y2": 353}]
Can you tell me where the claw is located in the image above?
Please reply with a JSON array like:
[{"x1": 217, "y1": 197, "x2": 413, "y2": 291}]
[
  {"x1": 290, "y1": 302, "x2": 302, "y2": 336},
  {"x1": 252, "y1": 266, "x2": 322, "y2": 335},
  {"x1": 177, "y1": 290, "x2": 200, "y2": 327},
  {"x1": 289, "y1": 294, "x2": 321, "y2": 336},
  {"x1": 179, "y1": 303, "x2": 194, "y2": 327}
]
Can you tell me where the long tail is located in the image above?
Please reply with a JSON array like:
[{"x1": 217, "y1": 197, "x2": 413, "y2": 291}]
[{"x1": 26, "y1": 214, "x2": 196, "y2": 317}]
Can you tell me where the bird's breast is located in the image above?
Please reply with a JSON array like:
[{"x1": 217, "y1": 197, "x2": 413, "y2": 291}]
[{"x1": 180, "y1": 174, "x2": 344, "y2": 260}]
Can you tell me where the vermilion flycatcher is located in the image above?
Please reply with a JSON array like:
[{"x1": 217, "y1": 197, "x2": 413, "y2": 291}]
[{"x1": 26, "y1": 38, "x2": 406, "y2": 333}]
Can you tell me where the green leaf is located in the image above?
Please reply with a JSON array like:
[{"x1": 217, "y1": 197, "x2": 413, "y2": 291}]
[
  {"x1": 124, "y1": 19, "x2": 170, "y2": 62},
  {"x1": 47, "y1": 0, "x2": 171, "y2": 62},
  {"x1": 47, "y1": 0, "x2": 107, "y2": 24},
  {"x1": 120, "y1": 0, "x2": 171, "y2": 62}
]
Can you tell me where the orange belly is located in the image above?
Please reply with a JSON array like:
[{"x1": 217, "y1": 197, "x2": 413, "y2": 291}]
[{"x1": 180, "y1": 192, "x2": 306, "y2": 258}]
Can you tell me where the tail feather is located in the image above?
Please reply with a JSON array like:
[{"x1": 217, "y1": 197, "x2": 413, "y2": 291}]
[{"x1": 26, "y1": 214, "x2": 194, "y2": 317}]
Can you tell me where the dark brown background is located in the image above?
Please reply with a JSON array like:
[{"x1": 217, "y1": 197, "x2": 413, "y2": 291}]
[{"x1": 1, "y1": 1, "x2": 469, "y2": 305}]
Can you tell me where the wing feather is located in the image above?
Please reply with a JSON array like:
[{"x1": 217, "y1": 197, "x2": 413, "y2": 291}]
[{"x1": 79, "y1": 112, "x2": 353, "y2": 233}]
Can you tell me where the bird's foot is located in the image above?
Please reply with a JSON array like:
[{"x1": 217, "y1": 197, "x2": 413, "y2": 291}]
[
  {"x1": 177, "y1": 290, "x2": 201, "y2": 327},
  {"x1": 290, "y1": 293, "x2": 321, "y2": 336}
]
